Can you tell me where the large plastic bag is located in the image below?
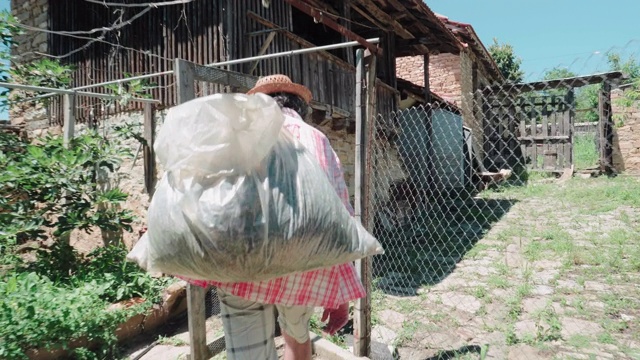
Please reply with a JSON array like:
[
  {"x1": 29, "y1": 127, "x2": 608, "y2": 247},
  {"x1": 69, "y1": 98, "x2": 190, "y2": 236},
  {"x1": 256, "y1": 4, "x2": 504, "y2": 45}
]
[
  {"x1": 154, "y1": 92, "x2": 284, "y2": 179},
  {"x1": 129, "y1": 93, "x2": 383, "y2": 282}
]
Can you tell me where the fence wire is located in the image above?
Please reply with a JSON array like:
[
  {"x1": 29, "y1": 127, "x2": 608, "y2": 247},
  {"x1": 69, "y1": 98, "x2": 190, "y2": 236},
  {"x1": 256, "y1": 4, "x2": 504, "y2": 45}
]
[{"x1": 365, "y1": 72, "x2": 640, "y2": 359}]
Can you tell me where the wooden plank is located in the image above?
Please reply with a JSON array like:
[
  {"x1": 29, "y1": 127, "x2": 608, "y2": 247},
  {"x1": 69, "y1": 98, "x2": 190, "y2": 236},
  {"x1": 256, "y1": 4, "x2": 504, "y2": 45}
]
[
  {"x1": 248, "y1": 31, "x2": 277, "y2": 75},
  {"x1": 143, "y1": 103, "x2": 156, "y2": 195},
  {"x1": 483, "y1": 71, "x2": 626, "y2": 94},
  {"x1": 423, "y1": 52, "x2": 431, "y2": 104},
  {"x1": 246, "y1": 11, "x2": 355, "y2": 70},
  {"x1": 557, "y1": 99, "x2": 566, "y2": 168},
  {"x1": 187, "y1": 284, "x2": 209, "y2": 360},
  {"x1": 541, "y1": 100, "x2": 550, "y2": 169},
  {"x1": 530, "y1": 104, "x2": 538, "y2": 169},
  {"x1": 566, "y1": 90, "x2": 574, "y2": 168},
  {"x1": 519, "y1": 105, "x2": 527, "y2": 166},
  {"x1": 517, "y1": 136, "x2": 570, "y2": 142},
  {"x1": 176, "y1": 59, "x2": 196, "y2": 103},
  {"x1": 63, "y1": 93, "x2": 76, "y2": 148},
  {"x1": 175, "y1": 59, "x2": 208, "y2": 360}
]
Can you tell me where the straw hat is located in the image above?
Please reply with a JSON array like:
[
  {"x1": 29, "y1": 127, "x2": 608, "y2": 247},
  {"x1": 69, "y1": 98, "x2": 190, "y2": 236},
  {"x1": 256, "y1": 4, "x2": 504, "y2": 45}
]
[{"x1": 247, "y1": 74, "x2": 312, "y2": 104}]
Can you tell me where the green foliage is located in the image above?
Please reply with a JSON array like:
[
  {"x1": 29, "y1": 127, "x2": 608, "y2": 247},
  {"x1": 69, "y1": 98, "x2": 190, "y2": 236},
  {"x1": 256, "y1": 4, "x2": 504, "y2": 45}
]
[
  {"x1": 105, "y1": 73, "x2": 155, "y2": 107},
  {"x1": 0, "y1": 130, "x2": 134, "y2": 262},
  {"x1": 543, "y1": 67, "x2": 576, "y2": 81},
  {"x1": 0, "y1": 10, "x2": 74, "y2": 107},
  {"x1": 488, "y1": 38, "x2": 525, "y2": 83},
  {"x1": 0, "y1": 271, "x2": 148, "y2": 359},
  {"x1": 607, "y1": 52, "x2": 640, "y2": 84},
  {"x1": 0, "y1": 129, "x2": 176, "y2": 358}
]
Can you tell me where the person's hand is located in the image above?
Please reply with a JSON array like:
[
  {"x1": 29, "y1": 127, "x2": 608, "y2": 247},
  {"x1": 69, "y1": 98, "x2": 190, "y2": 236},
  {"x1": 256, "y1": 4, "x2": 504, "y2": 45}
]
[{"x1": 321, "y1": 302, "x2": 349, "y2": 336}]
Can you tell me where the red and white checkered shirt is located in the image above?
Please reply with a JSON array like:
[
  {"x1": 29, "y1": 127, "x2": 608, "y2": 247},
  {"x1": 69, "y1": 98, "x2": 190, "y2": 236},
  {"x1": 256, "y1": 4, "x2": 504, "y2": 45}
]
[{"x1": 185, "y1": 108, "x2": 365, "y2": 309}]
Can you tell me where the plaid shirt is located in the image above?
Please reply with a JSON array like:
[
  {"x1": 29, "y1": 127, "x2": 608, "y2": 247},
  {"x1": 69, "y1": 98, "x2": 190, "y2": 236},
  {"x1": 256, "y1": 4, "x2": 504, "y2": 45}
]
[{"x1": 185, "y1": 108, "x2": 365, "y2": 309}]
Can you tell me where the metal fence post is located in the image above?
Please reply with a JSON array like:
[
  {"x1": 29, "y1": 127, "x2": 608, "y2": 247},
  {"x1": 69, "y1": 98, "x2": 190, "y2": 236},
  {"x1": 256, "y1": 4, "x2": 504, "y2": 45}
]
[
  {"x1": 63, "y1": 93, "x2": 76, "y2": 148},
  {"x1": 175, "y1": 58, "x2": 209, "y2": 360},
  {"x1": 353, "y1": 49, "x2": 376, "y2": 358}
]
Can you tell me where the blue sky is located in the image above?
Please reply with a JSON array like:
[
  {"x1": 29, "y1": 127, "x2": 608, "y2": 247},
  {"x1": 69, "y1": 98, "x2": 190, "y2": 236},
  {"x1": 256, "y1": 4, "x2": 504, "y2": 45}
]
[{"x1": 427, "y1": 0, "x2": 640, "y2": 81}]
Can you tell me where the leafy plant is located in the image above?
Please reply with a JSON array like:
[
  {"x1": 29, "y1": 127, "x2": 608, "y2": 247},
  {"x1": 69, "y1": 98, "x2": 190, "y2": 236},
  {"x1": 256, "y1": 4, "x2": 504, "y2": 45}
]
[
  {"x1": 0, "y1": 130, "x2": 134, "y2": 263},
  {"x1": 105, "y1": 73, "x2": 154, "y2": 107},
  {"x1": 488, "y1": 38, "x2": 524, "y2": 83},
  {"x1": 0, "y1": 272, "x2": 147, "y2": 359},
  {"x1": 8, "y1": 58, "x2": 75, "y2": 106}
]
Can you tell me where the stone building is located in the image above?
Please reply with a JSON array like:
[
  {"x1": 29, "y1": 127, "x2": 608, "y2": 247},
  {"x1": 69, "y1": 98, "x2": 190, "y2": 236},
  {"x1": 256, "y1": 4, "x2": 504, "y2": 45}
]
[{"x1": 396, "y1": 14, "x2": 505, "y2": 164}]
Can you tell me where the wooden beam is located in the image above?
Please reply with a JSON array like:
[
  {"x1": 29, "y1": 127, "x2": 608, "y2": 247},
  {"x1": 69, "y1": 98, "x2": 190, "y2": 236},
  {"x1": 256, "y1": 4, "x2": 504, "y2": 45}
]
[
  {"x1": 248, "y1": 31, "x2": 277, "y2": 75},
  {"x1": 143, "y1": 103, "x2": 156, "y2": 195},
  {"x1": 283, "y1": 0, "x2": 381, "y2": 55},
  {"x1": 423, "y1": 52, "x2": 431, "y2": 104},
  {"x1": 351, "y1": 3, "x2": 388, "y2": 32},
  {"x1": 175, "y1": 58, "x2": 209, "y2": 360},
  {"x1": 351, "y1": 0, "x2": 414, "y2": 39},
  {"x1": 187, "y1": 284, "x2": 209, "y2": 360},
  {"x1": 340, "y1": 0, "x2": 355, "y2": 66},
  {"x1": 247, "y1": 11, "x2": 355, "y2": 70},
  {"x1": 483, "y1": 71, "x2": 627, "y2": 94}
]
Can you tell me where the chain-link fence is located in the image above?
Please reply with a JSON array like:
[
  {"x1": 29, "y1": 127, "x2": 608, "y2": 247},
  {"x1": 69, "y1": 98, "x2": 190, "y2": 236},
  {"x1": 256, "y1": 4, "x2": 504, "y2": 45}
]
[{"x1": 364, "y1": 70, "x2": 640, "y2": 359}]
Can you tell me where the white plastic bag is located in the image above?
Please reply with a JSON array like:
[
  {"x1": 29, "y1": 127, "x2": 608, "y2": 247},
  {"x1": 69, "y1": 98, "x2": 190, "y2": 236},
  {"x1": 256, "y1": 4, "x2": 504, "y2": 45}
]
[
  {"x1": 131, "y1": 93, "x2": 384, "y2": 282},
  {"x1": 154, "y1": 92, "x2": 284, "y2": 180}
]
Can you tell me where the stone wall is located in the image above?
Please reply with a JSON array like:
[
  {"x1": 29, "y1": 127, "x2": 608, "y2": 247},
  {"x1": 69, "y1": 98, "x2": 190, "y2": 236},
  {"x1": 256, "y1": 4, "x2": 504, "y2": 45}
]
[
  {"x1": 10, "y1": 0, "x2": 50, "y2": 128},
  {"x1": 314, "y1": 123, "x2": 357, "y2": 204},
  {"x1": 11, "y1": 0, "x2": 48, "y2": 61},
  {"x1": 612, "y1": 88, "x2": 640, "y2": 174}
]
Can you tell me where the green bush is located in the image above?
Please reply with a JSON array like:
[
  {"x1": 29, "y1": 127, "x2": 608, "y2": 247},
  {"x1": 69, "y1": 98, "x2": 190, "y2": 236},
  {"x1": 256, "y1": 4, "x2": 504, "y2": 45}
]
[
  {"x1": 0, "y1": 272, "x2": 145, "y2": 359},
  {"x1": 0, "y1": 130, "x2": 175, "y2": 358},
  {"x1": 0, "y1": 130, "x2": 134, "y2": 266}
]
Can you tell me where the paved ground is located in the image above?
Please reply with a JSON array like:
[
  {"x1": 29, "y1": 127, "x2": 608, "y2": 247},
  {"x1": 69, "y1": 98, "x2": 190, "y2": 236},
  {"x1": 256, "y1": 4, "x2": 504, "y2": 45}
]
[
  {"x1": 368, "y1": 176, "x2": 640, "y2": 359},
  {"x1": 121, "y1": 316, "x2": 327, "y2": 360}
]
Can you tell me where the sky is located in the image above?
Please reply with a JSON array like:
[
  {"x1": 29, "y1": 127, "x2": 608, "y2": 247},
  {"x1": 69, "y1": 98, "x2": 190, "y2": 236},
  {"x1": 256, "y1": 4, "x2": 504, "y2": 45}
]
[{"x1": 427, "y1": 0, "x2": 640, "y2": 81}]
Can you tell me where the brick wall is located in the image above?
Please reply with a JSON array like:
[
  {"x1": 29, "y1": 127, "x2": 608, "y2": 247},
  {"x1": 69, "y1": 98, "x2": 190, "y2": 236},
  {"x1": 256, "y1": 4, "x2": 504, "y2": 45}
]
[
  {"x1": 612, "y1": 88, "x2": 640, "y2": 174},
  {"x1": 395, "y1": 53, "x2": 462, "y2": 105}
]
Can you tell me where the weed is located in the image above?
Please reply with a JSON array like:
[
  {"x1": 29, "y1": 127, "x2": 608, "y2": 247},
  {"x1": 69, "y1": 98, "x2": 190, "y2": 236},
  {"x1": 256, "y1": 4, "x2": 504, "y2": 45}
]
[
  {"x1": 156, "y1": 336, "x2": 188, "y2": 347},
  {"x1": 488, "y1": 274, "x2": 510, "y2": 289},
  {"x1": 505, "y1": 323, "x2": 519, "y2": 345},
  {"x1": 394, "y1": 320, "x2": 420, "y2": 347},
  {"x1": 567, "y1": 334, "x2": 591, "y2": 349}
]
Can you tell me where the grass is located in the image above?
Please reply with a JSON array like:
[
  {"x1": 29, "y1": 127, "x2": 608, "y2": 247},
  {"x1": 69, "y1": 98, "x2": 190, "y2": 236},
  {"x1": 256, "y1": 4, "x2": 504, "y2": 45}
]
[
  {"x1": 370, "y1": 176, "x2": 640, "y2": 357},
  {"x1": 574, "y1": 133, "x2": 599, "y2": 169}
]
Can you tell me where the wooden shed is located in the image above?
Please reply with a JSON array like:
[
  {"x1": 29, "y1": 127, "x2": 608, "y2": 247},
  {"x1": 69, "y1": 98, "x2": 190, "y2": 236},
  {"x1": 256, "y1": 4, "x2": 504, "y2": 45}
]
[{"x1": 25, "y1": 0, "x2": 462, "y2": 125}]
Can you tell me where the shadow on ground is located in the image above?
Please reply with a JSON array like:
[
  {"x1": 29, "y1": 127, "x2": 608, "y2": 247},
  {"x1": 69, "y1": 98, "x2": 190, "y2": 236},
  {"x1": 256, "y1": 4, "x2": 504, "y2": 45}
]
[{"x1": 372, "y1": 196, "x2": 517, "y2": 296}]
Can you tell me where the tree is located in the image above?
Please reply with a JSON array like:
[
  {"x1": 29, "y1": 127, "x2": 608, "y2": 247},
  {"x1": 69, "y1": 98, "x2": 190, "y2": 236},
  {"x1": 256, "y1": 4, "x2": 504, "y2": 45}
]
[
  {"x1": 543, "y1": 67, "x2": 577, "y2": 81},
  {"x1": 607, "y1": 52, "x2": 640, "y2": 84},
  {"x1": 488, "y1": 38, "x2": 525, "y2": 83}
]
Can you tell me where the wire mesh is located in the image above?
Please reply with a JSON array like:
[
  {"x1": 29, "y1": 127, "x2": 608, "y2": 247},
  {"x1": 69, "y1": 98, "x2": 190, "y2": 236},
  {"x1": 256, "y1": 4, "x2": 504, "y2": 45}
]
[{"x1": 365, "y1": 66, "x2": 640, "y2": 359}]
